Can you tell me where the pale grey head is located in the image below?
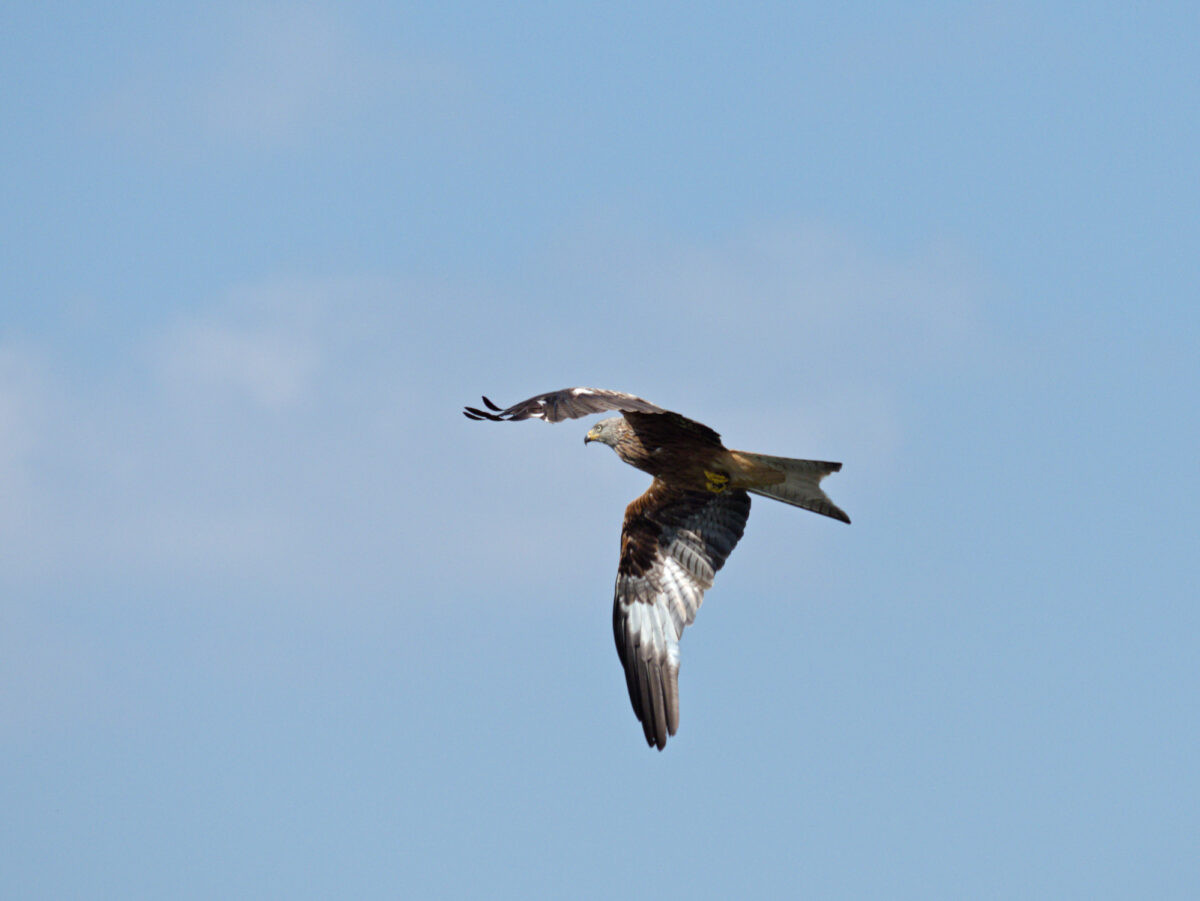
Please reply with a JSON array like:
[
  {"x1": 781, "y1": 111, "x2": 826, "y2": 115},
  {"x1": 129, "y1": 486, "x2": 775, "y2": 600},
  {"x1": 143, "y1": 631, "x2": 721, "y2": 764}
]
[{"x1": 583, "y1": 416, "x2": 627, "y2": 448}]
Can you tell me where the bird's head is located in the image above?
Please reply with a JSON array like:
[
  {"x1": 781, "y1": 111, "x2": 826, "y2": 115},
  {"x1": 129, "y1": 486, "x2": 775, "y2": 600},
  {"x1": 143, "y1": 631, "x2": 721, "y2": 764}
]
[{"x1": 584, "y1": 416, "x2": 624, "y2": 448}]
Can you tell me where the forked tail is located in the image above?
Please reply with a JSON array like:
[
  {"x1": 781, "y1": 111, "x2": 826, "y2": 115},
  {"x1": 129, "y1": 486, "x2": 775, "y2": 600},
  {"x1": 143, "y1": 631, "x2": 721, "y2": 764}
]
[{"x1": 735, "y1": 452, "x2": 851, "y2": 524}]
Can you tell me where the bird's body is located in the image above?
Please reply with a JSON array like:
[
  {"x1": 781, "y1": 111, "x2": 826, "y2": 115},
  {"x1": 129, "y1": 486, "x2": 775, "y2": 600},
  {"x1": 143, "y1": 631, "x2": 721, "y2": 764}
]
[
  {"x1": 464, "y1": 387, "x2": 849, "y2": 749},
  {"x1": 592, "y1": 415, "x2": 801, "y2": 495}
]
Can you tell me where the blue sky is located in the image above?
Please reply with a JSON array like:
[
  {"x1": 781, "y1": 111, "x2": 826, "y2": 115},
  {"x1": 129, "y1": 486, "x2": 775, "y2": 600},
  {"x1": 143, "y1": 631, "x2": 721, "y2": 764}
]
[{"x1": 2, "y1": 2, "x2": 1198, "y2": 897}]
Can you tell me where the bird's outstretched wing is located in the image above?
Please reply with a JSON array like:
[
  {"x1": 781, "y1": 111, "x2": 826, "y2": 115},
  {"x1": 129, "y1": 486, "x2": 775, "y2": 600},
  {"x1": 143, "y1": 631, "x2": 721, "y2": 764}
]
[
  {"x1": 463, "y1": 387, "x2": 665, "y2": 422},
  {"x1": 464, "y1": 386, "x2": 725, "y2": 446},
  {"x1": 613, "y1": 480, "x2": 751, "y2": 750}
]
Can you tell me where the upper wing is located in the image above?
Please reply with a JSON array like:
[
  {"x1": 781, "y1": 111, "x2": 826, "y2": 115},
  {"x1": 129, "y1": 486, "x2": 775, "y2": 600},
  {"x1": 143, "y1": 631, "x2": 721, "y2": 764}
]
[
  {"x1": 612, "y1": 480, "x2": 751, "y2": 750},
  {"x1": 464, "y1": 386, "x2": 725, "y2": 446},
  {"x1": 463, "y1": 387, "x2": 666, "y2": 422}
]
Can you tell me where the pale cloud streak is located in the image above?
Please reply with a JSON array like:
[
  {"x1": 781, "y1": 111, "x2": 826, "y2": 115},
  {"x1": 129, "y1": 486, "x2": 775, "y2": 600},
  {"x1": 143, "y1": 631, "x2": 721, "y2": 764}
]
[
  {"x1": 0, "y1": 222, "x2": 987, "y2": 610},
  {"x1": 92, "y1": 4, "x2": 465, "y2": 153},
  {"x1": 162, "y1": 320, "x2": 317, "y2": 408},
  {"x1": 527, "y1": 219, "x2": 985, "y2": 478},
  {"x1": 0, "y1": 346, "x2": 43, "y2": 540},
  {"x1": 552, "y1": 221, "x2": 980, "y2": 373}
]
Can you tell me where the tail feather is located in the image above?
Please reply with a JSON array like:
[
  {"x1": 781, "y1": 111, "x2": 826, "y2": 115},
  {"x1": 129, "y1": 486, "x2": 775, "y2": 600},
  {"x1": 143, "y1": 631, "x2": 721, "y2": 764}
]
[{"x1": 736, "y1": 452, "x2": 850, "y2": 524}]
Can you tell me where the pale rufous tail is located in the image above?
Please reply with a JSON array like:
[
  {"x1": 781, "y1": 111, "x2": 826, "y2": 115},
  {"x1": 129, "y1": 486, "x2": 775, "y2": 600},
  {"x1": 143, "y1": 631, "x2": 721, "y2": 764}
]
[{"x1": 734, "y1": 452, "x2": 850, "y2": 524}]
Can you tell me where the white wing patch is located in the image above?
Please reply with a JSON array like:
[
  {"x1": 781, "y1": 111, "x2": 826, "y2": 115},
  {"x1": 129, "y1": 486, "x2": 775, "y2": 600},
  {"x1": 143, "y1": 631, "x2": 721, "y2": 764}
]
[{"x1": 613, "y1": 487, "x2": 751, "y2": 749}]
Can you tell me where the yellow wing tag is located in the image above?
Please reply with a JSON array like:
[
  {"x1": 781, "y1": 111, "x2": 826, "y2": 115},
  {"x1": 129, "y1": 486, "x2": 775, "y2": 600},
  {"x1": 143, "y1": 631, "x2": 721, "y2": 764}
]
[{"x1": 704, "y1": 470, "x2": 730, "y2": 494}]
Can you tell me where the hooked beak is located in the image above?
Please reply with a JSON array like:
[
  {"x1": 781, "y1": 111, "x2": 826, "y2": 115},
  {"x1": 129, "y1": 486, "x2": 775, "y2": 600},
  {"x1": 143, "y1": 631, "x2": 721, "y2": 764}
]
[{"x1": 584, "y1": 426, "x2": 598, "y2": 444}]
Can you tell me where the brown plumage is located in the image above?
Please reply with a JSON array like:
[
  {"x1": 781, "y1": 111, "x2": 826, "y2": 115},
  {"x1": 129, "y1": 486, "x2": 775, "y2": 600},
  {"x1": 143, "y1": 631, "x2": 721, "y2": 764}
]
[{"x1": 464, "y1": 387, "x2": 849, "y2": 750}]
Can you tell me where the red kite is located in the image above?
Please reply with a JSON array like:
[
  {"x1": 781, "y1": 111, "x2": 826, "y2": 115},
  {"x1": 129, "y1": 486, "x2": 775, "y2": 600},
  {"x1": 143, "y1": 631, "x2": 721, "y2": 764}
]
[{"x1": 464, "y1": 387, "x2": 849, "y2": 749}]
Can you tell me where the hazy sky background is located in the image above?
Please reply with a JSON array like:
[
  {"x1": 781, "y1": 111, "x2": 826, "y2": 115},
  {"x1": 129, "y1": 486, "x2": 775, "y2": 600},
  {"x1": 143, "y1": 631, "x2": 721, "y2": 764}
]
[{"x1": 3, "y1": 3, "x2": 1198, "y2": 898}]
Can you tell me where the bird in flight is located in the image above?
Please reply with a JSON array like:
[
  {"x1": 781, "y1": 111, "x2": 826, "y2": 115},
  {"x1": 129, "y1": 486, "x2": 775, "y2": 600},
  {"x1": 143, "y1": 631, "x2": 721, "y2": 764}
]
[{"x1": 464, "y1": 387, "x2": 849, "y2": 750}]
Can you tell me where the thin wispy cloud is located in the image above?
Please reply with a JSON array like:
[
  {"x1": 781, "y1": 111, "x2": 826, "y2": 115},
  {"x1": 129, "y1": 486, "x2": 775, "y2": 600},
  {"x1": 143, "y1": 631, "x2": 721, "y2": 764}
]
[
  {"x1": 549, "y1": 221, "x2": 981, "y2": 374},
  {"x1": 512, "y1": 219, "x2": 986, "y2": 475},
  {"x1": 0, "y1": 273, "x2": 432, "y2": 598},
  {"x1": 0, "y1": 346, "x2": 43, "y2": 540},
  {"x1": 162, "y1": 321, "x2": 318, "y2": 408},
  {"x1": 0, "y1": 221, "x2": 984, "y2": 605},
  {"x1": 92, "y1": 4, "x2": 465, "y2": 153}
]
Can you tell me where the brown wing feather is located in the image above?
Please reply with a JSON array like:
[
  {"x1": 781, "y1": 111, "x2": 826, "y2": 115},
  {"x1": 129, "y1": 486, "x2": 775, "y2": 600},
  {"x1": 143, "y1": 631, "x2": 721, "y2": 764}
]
[
  {"x1": 463, "y1": 387, "x2": 666, "y2": 422},
  {"x1": 612, "y1": 480, "x2": 751, "y2": 750},
  {"x1": 621, "y1": 410, "x2": 724, "y2": 449},
  {"x1": 464, "y1": 387, "x2": 725, "y2": 453}
]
